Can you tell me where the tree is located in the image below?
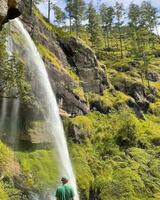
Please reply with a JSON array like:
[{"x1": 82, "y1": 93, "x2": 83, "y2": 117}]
[
  {"x1": 128, "y1": 3, "x2": 151, "y2": 87},
  {"x1": 100, "y1": 4, "x2": 114, "y2": 49},
  {"x1": 128, "y1": 3, "x2": 142, "y2": 50},
  {"x1": 114, "y1": 2, "x2": 125, "y2": 59},
  {"x1": 65, "y1": 0, "x2": 86, "y2": 35},
  {"x1": 141, "y1": 1, "x2": 159, "y2": 41},
  {"x1": 53, "y1": 4, "x2": 66, "y2": 26},
  {"x1": 65, "y1": 0, "x2": 74, "y2": 33},
  {"x1": 87, "y1": 1, "x2": 103, "y2": 49},
  {"x1": 28, "y1": 0, "x2": 44, "y2": 14}
]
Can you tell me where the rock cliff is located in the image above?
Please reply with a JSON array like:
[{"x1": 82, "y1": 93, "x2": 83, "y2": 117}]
[
  {"x1": 19, "y1": 6, "x2": 109, "y2": 116},
  {"x1": 0, "y1": 0, "x2": 23, "y2": 29}
]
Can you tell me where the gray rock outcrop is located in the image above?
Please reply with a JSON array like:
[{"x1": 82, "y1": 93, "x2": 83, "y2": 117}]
[
  {"x1": 60, "y1": 37, "x2": 109, "y2": 94},
  {"x1": 0, "y1": 0, "x2": 23, "y2": 29}
]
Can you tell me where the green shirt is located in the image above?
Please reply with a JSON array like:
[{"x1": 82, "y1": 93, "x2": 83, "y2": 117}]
[{"x1": 55, "y1": 184, "x2": 74, "y2": 200}]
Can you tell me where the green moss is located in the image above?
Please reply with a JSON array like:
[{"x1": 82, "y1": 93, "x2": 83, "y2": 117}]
[
  {"x1": 69, "y1": 142, "x2": 94, "y2": 199},
  {"x1": 150, "y1": 100, "x2": 160, "y2": 116},
  {"x1": 0, "y1": 183, "x2": 8, "y2": 200},
  {"x1": 73, "y1": 86, "x2": 85, "y2": 101},
  {"x1": 128, "y1": 148, "x2": 151, "y2": 164},
  {"x1": 17, "y1": 149, "x2": 59, "y2": 191},
  {"x1": 71, "y1": 115, "x2": 94, "y2": 136},
  {"x1": 87, "y1": 89, "x2": 131, "y2": 109},
  {"x1": 0, "y1": 141, "x2": 16, "y2": 177},
  {"x1": 64, "y1": 67, "x2": 80, "y2": 82},
  {"x1": 37, "y1": 43, "x2": 63, "y2": 71},
  {"x1": 37, "y1": 44, "x2": 80, "y2": 83},
  {"x1": 33, "y1": 6, "x2": 69, "y2": 38}
]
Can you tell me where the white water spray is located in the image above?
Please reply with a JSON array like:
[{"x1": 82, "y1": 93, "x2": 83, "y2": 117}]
[
  {"x1": 10, "y1": 98, "x2": 20, "y2": 145},
  {"x1": 11, "y1": 18, "x2": 79, "y2": 200},
  {"x1": 0, "y1": 98, "x2": 8, "y2": 130}
]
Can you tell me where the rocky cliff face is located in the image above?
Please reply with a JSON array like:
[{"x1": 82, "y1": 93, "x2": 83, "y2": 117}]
[
  {"x1": 0, "y1": 0, "x2": 23, "y2": 29},
  {"x1": 60, "y1": 37, "x2": 109, "y2": 94},
  {"x1": 19, "y1": 7, "x2": 109, "y2": 116}
]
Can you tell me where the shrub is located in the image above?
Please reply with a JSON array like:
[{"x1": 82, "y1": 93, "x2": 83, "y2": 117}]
[{"x1": 17, "y1": 149, "x2": 59, "y2": 191}]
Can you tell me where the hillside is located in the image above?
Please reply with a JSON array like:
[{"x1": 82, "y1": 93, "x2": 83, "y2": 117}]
[{"x1": 0, "y1": 0, "x2": 160, "y2": 200}]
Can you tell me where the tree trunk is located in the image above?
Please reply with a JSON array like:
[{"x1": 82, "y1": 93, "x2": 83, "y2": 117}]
[
  {"x1": 69, "y1": 14, "x2": 72, "y2": 33},
  {"x1": 48, "y1": 0, "x2": 51, "y2": 22},
  {"x1": 29, "y1": 0, "x2": 32, "y2": 15},
  {"x1": 106, "y1": 29, "x2": 110, "y2": 49},
  {"x1": 118, "y1": 25, "x2": 123, "y2": 59}
]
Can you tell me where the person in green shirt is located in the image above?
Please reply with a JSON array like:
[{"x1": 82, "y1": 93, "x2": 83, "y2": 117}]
[{"x1": 55, "y1": 176, "x2": 75, "y2": 200}]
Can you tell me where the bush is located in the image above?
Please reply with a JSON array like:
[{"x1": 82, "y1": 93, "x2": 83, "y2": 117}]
[
  {"x1": 17, "y1": 149, "x2": 59, "y2": 191},
  {"x1": 0, "y1": 183, "x2": 8, "y2": 200},
  {"x1": 116, "y1": 113, "x2": 138, "y2": 148}
]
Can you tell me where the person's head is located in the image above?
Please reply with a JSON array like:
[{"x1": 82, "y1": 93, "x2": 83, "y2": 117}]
[{"x1": 61, "y1": 176, "x2": 69, "y2": 185}]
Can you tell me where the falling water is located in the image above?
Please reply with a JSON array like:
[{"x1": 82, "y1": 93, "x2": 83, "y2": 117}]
[
  {"x1": 10, "y1": 98, "x2": 20, "y2": 145},
  {"x1": 0, "y1": 98, "x2": 8, "y2": 130},
  {"x1": 11, "y1": 18, "x2": 79, "y2": 200}
]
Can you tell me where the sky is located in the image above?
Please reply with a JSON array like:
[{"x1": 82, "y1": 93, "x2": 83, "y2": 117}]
[
  {"x1": 37, "y1": 0, "x2": 160, "y2": 32},
  {"x1": 38, "y1": 0, "x2": 160, "y2": 21}
]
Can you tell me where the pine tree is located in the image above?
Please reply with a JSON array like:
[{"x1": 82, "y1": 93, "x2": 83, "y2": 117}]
[
  {"x1": 53, "y1": 4, "x2": 66, "y2": 26},
  {"x1": 100, "y1": 3, "x2": 114, "y2": 49},
  {"x1": 65, "y1": 0, "x2": 73, "y2": 33},
  {"x1": 114, "y1": 2, "x2": 125, "y2": 59},
  {"x1": 87, "y1": 1, "x2": 103, "y2": 49}
]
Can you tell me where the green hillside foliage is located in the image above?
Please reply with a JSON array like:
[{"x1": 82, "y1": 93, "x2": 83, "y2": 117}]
[
  {"x1": 0, "y1": 0, "x2": 160, "y2": 199},
  {"x1": 69, "y1": 109, "x2": 160, "y2": 199}
]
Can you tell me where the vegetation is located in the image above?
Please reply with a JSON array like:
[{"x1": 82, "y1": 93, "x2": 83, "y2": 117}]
[
  {"x1": 17, "y1": 149, "x2": 59, "y2": 191},
  {"x1": 69, "y1": 109, "x2": 160, "y2": 199},
  {"x1": 0, "y1": 0, "x2": 160, "y2": 199}
]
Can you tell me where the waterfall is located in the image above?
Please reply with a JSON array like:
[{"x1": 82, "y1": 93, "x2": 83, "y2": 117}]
[
  {"x1": 10, "y1": 98, "x2": 20, "y2": 145},
  {"x1": 11, "y1": 18, "x2": 79, "y2": 200},
  {"x1": 0, "y1": 98, "x2": 8, "y2": 130}
]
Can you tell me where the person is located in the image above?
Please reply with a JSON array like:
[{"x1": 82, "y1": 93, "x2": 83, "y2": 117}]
[{"x1": 55, "y1": 176, "x2": 75, "y2": 200}]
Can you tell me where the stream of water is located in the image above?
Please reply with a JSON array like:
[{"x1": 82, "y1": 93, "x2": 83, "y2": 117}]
[{"x1": 11, "y1": 18, "x2": 79, "y2": 200}]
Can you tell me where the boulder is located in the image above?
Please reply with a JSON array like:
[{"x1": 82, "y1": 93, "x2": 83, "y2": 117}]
[
  {"x1": 20, "y1": 121, "x2": 53, "y2": 148},
  {"x1": 146, "y1": 71, "x2": 159, "y2": 82},
  {"x1": 114, "y1": 80, "x2": 157, "y2": 111},
  {"x1": 0, "y1": 0, "x2": 23, "y2": 29},
  {"x1": 68, "y1": 123, "x2": 89, "y2": 144}
]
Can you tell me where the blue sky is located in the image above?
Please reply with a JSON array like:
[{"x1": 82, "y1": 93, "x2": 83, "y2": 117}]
[{"x1": 38, "y1": 0, "x2": 160, "y2": 31}]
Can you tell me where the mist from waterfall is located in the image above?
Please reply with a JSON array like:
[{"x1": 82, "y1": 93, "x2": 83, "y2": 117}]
[
  {"x1": 10, "y1": 98, "x2": 20, "y2": 145},
  {"x1": 0, "y1": 98, "x2": 8, "y2": 130},
  {"x1": 11, "y1": 18, "x2": 79, "y2": 200}
]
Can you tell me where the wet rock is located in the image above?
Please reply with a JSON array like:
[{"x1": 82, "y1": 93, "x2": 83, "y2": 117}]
[
  {"x1": 117, "y1": 66, "x2": 130, "y2": 72},
  {"x1": 0, "y1": 0, "x2": 23, "y2": 29},
  {"x1": 60, "y1": 37, "x2": 109, "y2": 94},
  {"x1": 68, "y1": 123, "x2": 89, "y2": 144},
  {"x1": 90, "y1": 100, "x2": 111, "y2": 114},
  {"x1": 114, "y1": 80, "x2": 157, "y2": 111},
  {"x1": 128, "y1": 61, "x2": 140, "y2": 68},
  {"x1": 20, "y1": 121, "x2": 53, "y2": 149},
  {"x1": 146, "y1": 71, "x2": 159, "y2": 82}
]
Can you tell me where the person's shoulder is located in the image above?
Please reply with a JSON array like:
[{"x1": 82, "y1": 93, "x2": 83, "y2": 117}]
[
  {"x1": 57, "y1": 185, "x2": 63, "y2": 191},
  {"x1": 65, "y1": 184, "x2": 74, "y2": 190}
]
